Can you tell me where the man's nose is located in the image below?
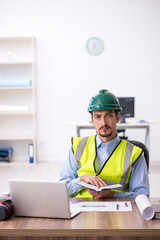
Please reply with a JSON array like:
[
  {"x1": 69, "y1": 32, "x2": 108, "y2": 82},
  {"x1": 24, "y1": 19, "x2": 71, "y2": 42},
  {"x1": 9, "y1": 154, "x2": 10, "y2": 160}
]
[{"x1": 100, "y1": 116, "x2": 106, "y2": 125}]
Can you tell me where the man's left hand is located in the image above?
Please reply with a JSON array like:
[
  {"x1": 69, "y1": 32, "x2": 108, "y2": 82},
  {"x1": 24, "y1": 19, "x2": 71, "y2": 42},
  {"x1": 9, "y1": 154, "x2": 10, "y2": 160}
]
[{"x1": 86, "y1": 188, "x2": 114, "y2": 199}]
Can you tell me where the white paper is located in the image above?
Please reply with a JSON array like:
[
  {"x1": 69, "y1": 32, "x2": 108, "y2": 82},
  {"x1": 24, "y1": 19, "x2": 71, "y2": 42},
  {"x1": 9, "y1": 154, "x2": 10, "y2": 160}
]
[
  {"x1": 135, "y1": 194, "x2": 154, "y2": 220},
  {"x1": 70, "y1": 201, "x2": 132, "y2": 212}
]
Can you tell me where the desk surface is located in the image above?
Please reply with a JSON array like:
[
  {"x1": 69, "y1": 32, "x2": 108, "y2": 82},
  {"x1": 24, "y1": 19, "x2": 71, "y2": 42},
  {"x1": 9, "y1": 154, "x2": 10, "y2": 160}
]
[
  {"x1": 0, "y1": 198, "x2": 160, "y2": 239},
  {"x1": 64, "y1": 122, "x2": 151, "y2": 127},
  {"x1": 65, "y1": 121, "x2": 151, "y2": 127}
]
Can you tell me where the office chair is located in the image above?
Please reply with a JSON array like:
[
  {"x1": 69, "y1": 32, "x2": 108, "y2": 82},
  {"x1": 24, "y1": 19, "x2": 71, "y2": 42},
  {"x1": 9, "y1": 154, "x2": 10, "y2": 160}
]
[
  {"x1": 127, "y1": 140, "x2": 149, "y2": 171},
  {"x1": 117, "y1": 129, "x2": 128, "y2": 140}
]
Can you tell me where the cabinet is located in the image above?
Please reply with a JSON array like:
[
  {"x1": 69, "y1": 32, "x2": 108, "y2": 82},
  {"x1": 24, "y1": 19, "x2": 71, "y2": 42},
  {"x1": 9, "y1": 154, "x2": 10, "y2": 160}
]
[{"x1": 0, "y1": 37, "x2": 37, "y2": 163}]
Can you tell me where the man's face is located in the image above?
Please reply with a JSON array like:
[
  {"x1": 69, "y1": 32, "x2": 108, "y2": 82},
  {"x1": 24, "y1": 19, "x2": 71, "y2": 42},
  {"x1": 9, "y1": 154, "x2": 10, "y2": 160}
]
[{"x1": 91, "y1": 109, "x2": 120, "y2": 142}]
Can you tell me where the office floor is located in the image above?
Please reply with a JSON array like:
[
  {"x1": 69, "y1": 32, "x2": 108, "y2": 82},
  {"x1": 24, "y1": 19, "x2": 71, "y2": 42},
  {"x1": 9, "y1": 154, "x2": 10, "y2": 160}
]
[{"x1": 0, "y1": 161, "x2": 160, "y2": 197}]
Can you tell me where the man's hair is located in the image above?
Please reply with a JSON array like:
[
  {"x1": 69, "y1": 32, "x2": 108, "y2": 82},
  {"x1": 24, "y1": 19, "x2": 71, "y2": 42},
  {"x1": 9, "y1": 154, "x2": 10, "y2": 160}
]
[{"x1": 114, "y1": 110, "x2": 120, "y2": 116}]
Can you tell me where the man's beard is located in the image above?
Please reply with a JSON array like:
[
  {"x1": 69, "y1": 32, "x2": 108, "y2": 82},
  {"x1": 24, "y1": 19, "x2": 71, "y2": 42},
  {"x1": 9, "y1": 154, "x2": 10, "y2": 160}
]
[{"x1": 98, "y1": 125, "x2": 112, "y2": 138}]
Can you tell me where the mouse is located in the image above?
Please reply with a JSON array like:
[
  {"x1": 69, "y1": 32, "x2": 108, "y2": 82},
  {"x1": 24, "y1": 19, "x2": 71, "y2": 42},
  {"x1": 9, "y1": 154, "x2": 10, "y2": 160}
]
[{"x1": 138, "y1": 120, "x2": 146, "y2": 124}]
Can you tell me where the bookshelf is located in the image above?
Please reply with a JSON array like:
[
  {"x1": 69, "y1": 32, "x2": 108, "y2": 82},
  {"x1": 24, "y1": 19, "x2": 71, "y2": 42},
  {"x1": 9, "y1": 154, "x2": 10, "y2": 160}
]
[{"x1": 0, "y1": 37, "x2": 37, "y2": 163}]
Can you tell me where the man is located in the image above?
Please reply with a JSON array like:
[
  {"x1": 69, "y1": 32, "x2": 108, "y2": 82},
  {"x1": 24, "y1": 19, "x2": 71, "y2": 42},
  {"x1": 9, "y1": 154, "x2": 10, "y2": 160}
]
[{"x1": 60, "y1": 89, "x2": 149, "y2": 199}]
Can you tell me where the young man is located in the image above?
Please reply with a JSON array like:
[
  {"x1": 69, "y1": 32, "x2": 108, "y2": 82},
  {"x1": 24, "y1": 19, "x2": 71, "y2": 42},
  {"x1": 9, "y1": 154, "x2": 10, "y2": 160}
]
[{"x1": 60, "y1": 89, "x2": 149, "y2": 199}]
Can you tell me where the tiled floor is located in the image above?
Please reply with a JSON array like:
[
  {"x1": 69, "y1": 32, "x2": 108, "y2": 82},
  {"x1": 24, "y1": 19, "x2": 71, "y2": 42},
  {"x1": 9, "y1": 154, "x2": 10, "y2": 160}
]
[{"x1": 0, "y1": 161, "x2": 159, "y2": 198}]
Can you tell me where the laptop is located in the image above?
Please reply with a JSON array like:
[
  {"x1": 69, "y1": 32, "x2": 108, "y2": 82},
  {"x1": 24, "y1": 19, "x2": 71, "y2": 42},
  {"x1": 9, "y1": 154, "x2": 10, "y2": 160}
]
[{"x1": 9, "y1": 179, "x2": 81, "y2": 219}]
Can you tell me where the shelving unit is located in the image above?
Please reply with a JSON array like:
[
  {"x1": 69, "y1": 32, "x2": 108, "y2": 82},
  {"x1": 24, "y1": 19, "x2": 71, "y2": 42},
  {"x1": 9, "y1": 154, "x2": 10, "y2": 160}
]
[{"x1": 0, "y1": 37, "x2": 37, "y2": 163}]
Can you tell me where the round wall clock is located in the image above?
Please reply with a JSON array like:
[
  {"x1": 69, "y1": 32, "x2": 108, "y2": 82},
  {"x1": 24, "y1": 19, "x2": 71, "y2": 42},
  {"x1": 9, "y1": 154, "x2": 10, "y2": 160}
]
[{"x1": 86, "y1": 37, "x2": 104, "y2": 56}]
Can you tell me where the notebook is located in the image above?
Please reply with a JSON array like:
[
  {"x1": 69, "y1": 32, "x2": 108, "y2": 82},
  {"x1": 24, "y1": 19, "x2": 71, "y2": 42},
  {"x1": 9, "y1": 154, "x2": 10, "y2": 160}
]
[{"x1": 9, "y1": 179, "x2": 81, "y2": 219}]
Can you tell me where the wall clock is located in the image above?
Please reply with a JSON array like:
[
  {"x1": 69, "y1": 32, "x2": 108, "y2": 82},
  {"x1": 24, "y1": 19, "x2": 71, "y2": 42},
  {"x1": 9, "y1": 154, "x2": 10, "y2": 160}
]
[{"x1": 86, "y1": 37, "x2": 104, "y2": 56}]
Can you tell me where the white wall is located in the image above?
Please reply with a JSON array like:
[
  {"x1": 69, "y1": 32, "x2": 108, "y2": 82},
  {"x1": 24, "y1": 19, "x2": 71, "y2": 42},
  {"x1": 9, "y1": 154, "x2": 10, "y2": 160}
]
[{"x1": 1, "y1": 0, "x2": 160, "y2": 162}]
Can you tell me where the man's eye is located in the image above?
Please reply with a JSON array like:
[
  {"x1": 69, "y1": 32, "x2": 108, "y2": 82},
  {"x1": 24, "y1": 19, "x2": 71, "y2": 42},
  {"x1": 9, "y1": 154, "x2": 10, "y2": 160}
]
[
  {"x1": 107, "y1": 114, "x2": 113, "y2": 118},
  {"x1": 94, "y1": 115, "x2": 100, "y2": 119}
]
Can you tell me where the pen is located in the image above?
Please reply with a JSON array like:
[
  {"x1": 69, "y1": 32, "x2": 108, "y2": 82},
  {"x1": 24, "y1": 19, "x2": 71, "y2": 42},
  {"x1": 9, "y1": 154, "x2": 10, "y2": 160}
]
[
  {"x1": 116, "y1": 204, "x2": 119, "y2": 210},
  {"x1": 125, "y1": 202, "x2": 128, "y2": 207},
  {"x1": 80, "y1": 205, "x2": 107, "y2": 208}
]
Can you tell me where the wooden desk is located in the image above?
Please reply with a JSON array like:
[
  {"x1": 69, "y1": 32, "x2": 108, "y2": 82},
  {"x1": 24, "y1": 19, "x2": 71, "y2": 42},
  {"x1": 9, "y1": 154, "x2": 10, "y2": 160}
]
[
  {"x1": 65, "y1": 122, "x2": 150, "y2": 149},
  {"x1": 0, "y1": 198, "x2": 160, "y2": 240}
]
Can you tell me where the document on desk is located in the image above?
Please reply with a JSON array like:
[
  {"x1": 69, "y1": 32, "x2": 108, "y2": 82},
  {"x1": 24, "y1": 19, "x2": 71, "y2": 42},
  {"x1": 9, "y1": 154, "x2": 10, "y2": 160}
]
[{"x1": 70, "y1": 201, "x2": 132, "y2": 212}]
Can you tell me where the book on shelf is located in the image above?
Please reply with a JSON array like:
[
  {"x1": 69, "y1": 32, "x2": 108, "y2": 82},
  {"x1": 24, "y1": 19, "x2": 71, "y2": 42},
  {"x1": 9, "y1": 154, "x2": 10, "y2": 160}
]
[
  {"x1": 0, "y1": 105, "x2": 29, "y2": 112},
  {"x1": 0, "y1": 79, "x2": 31, "y2": 87},
  {"x1": 77, "y1": 181, "x2": 122, "y2": 192},
  {"x1": 0, "y1": 148, "x2": 13, "y2": 162},
  {"x1": 0, "y1": 156, "x2": 10, "y2": 161}
]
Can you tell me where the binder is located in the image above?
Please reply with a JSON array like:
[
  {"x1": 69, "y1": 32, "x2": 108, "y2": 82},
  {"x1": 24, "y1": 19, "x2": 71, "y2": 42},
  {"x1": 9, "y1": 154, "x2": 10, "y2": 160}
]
[{"x1": 29, "y1": 144, "x2": 34, "y2": 163}]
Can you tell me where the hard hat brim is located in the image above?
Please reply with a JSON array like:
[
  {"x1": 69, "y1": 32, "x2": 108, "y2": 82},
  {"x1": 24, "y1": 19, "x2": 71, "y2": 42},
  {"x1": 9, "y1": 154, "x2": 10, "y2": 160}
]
[{"x1": 88, "y1": 104, "x2": 122, "y2": 112}]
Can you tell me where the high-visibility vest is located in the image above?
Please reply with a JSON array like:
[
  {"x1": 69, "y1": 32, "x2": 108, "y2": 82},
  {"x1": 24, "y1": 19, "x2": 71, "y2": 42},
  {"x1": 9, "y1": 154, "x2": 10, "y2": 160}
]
[{"x1": 72, "y1": 135, "x2": 143, "y2": 198}]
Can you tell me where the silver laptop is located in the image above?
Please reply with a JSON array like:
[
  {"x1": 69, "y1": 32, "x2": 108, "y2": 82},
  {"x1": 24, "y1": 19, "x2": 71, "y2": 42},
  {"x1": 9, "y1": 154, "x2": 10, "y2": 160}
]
[{"x1": 9, "y1": 179, "x2": 80, "y2": 219}]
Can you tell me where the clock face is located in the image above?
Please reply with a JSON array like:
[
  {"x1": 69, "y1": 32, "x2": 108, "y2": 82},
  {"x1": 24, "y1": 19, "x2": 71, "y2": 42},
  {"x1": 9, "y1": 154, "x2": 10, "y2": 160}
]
[{"x1": 86, "y1": 37, "x2": 104, "y2": 56}]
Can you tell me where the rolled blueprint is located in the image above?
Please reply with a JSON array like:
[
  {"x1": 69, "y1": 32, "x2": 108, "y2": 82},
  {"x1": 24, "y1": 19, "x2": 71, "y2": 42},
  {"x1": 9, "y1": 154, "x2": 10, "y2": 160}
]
[{"x1": 135, "y1": 194, "x2": 154, "y2": 220}]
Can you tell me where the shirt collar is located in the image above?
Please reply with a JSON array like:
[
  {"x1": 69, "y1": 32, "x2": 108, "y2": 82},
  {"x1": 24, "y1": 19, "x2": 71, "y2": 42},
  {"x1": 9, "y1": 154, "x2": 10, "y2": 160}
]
[{"x1": 96, "y1": 134, "x2": 121, "y2": 149}]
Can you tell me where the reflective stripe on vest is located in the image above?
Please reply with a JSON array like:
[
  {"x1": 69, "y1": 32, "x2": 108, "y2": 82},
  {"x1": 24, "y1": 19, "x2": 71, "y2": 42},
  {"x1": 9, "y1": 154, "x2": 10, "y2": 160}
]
[
  {"x1": 75, "y1": 136, "x2": 89, "y2": 169},
  {"x1": 120, "y1": 142, "x2": 133, "y2": 190}
]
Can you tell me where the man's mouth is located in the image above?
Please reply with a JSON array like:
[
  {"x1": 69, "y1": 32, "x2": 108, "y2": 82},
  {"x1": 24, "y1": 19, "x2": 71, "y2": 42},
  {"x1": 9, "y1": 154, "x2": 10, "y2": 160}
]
[{"x1": 100, "y1": 126, "x2": 111, "y2": 131}]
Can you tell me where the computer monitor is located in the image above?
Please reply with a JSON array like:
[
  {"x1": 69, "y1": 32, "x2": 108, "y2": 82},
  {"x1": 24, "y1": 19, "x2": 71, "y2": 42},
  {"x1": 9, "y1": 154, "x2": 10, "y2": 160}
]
[{"x1": 118, "y1": 97, "x2": 135, "y2": 123}]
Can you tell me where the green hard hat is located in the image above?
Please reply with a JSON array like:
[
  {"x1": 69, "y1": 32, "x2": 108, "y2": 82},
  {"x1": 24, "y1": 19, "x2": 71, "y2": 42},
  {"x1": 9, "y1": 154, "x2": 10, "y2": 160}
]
[{"x1": 88, "y1": 89, "x2": 122, "y2": 112}]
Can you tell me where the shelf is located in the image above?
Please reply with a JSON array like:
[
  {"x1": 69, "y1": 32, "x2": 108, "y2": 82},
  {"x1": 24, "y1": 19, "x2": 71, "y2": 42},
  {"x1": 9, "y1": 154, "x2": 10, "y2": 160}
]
[
  {"x1": 0, "y1": 61, "x2": 34, "y2": 65},
  {"x1": 0, "y1": 86, "x2": 33, "y2": 90},
  {"x1": 0, "y1": 111, "x2": 34, "y2": 115},
  {"x1": 0, "y1": 136, "x2": 35, "y2": 140},
  {"x1": 0, "y1": 36, "x2": 35, "y2": 40},
  {"x1": 0, "y1": 37, "x2": 37, "y2": 163}
]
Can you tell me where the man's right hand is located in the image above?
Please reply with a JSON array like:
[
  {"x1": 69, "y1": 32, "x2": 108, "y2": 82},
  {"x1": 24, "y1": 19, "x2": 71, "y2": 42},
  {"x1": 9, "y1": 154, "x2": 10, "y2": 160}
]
[{"x1": 80, "y1": 174, "x2": 107, "y2": 188}]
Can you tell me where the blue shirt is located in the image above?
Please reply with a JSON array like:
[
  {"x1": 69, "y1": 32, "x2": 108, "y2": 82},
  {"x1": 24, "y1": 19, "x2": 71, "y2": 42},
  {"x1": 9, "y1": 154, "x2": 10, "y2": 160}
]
[{"x1": 59, "y1": 135, "x2": 149, "y2": 198}]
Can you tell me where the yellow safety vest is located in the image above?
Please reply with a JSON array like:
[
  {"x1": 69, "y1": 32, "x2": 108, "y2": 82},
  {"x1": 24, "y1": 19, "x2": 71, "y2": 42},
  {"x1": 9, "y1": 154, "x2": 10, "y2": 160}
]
[{"x1": 72, "y1": 135, "x2": 143, "y2": 198}]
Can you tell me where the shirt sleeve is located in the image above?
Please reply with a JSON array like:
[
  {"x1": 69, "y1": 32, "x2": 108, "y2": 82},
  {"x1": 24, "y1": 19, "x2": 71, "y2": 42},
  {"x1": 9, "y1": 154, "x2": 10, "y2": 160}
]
[
  {"x1": 114, "y1": 154, "x2": 149, "y2": 198},
  {"x1": 59, "y1": 147, "x2": 83, "y2": 196}
]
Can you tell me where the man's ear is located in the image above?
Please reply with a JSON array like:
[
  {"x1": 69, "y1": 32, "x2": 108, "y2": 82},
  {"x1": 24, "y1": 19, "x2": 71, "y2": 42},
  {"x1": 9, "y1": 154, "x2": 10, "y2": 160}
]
[{"x1": 116, "y1": 113, "x2": 120, "y2": 123}]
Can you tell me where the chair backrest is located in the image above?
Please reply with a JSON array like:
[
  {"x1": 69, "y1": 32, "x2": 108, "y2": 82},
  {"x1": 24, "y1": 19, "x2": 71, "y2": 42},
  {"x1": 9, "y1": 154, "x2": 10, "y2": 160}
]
[{"x1": 127, "y1": 140, "x2": 149, "y2": 171}]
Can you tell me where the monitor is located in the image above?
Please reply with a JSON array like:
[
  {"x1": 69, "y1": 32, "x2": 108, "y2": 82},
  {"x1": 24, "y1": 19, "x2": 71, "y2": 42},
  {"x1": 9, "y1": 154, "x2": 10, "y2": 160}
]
[{"x1": 118, "y1": 97, "x2": 135, "y2": 123}]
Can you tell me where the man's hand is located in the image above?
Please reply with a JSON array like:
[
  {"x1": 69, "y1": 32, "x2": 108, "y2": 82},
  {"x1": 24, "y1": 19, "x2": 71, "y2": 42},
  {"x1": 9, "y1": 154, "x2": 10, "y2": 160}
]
[
  {"x1": 80, "y1": 174, "x2": 106, "y2": 188},
  {"x1": 86, "y1": 188, "x2": 114, "y2": 199},
  {"x1": 80, "y1": 174, "x2": 114, "y2": 199}
]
